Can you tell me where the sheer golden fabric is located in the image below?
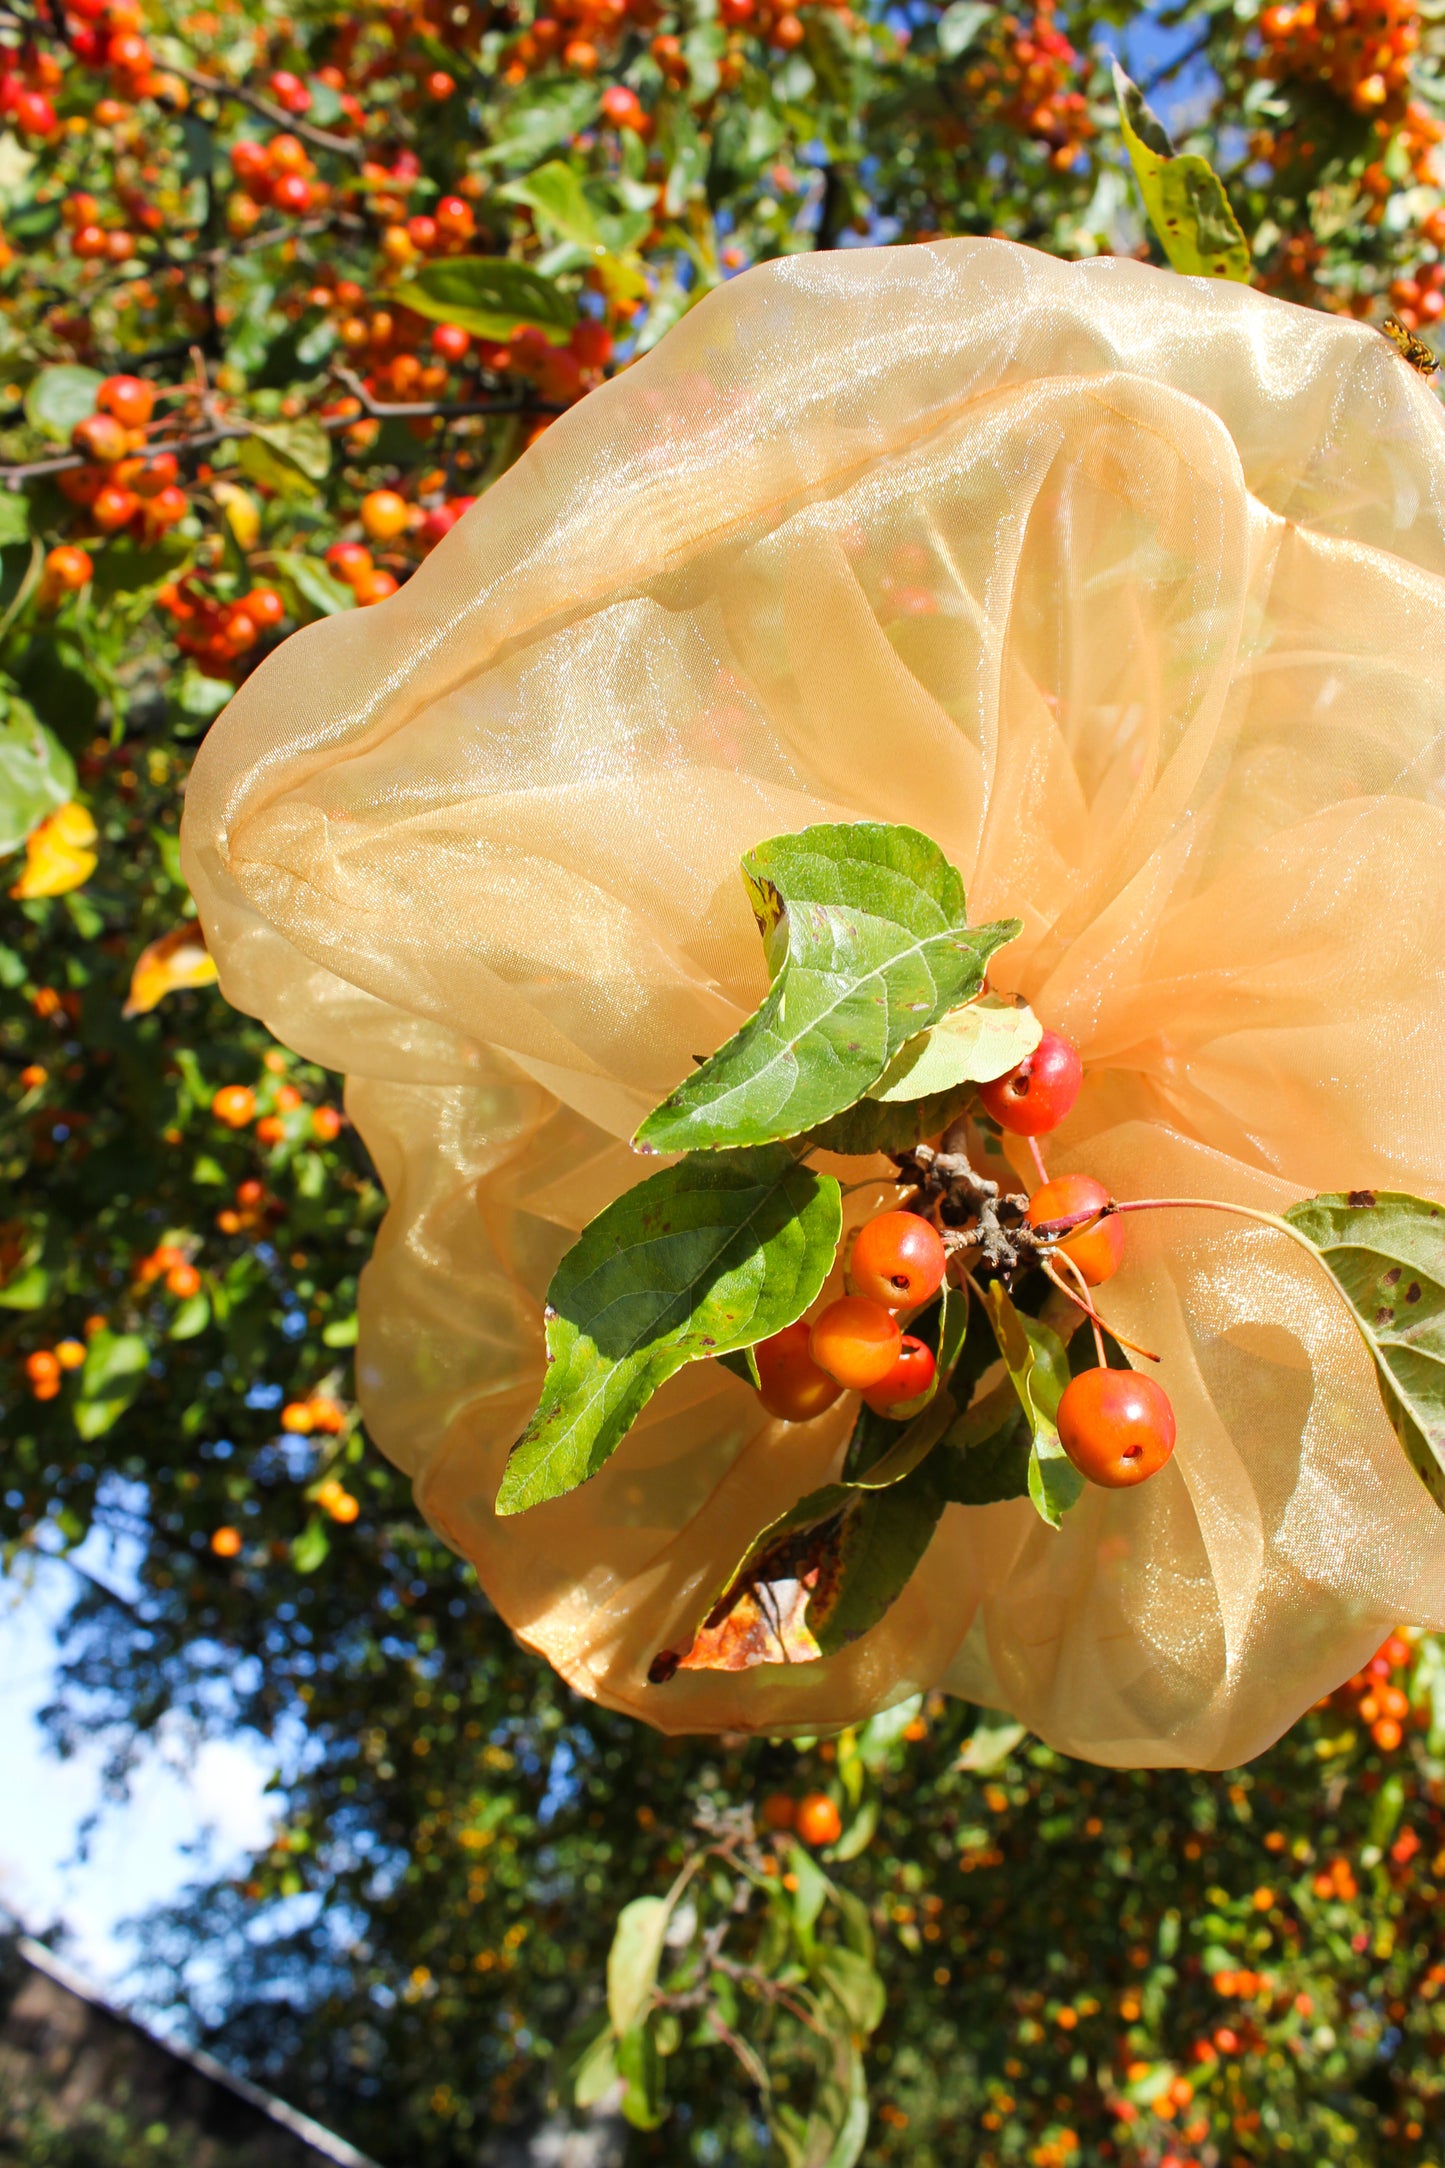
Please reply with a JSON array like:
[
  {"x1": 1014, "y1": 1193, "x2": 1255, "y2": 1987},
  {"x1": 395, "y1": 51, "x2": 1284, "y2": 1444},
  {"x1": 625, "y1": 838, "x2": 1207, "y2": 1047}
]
[{"x1": 182, "y1": 239, "x2": 1445, "y2": 1768}]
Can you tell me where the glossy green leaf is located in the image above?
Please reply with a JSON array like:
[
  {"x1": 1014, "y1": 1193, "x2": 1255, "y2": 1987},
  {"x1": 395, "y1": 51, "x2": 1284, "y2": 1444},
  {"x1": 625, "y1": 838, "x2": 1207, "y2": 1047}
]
[
  {"x1": 635, "y1": 823, "x2": 1019, "y2": 1154},
  {"x1": 1114, "y1": 62, "x2": 1251, "y2": 283},
  {"x1": 1284, "y1": 1189, "x2": 1445, "y2": 1511},
  {"x1": 499, "y1": 159, "x2": 602, "y2": 248},
  {"x1": 392, "y1": 256, "x2": 575, "y2": 345},
  {"x1": 866, "y1": 993, "x2": 1040, "y2": 1103},
  {"x1": 0, "y1": 491, "x2": 29, "y2": 549},
  {"x1": 25, "y1": 364, "x2": 103, "y2": 441},
  {"x1": 241, "y1": 417, "x2": 332, "y2": 486},
  {"x1": 608, "y1": 1894, "x2": 671, "y2": 2035},
  {"x1": 496, "y1": 1146, "x2": 841, "y2": 1515},
  {"x1": 980, "y1": 1280, "x2": 1084, "y2": 1528}
]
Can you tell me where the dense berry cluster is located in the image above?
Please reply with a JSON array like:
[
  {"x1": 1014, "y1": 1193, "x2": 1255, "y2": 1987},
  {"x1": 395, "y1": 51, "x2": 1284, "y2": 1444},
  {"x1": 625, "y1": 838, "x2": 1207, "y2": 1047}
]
[
  {"x1": 1258, "y1": 0, "x2": 1419, "y2": 121},
  {"x1": 752, "y1": 1027, "x2": 1177, "y2": 1490}
]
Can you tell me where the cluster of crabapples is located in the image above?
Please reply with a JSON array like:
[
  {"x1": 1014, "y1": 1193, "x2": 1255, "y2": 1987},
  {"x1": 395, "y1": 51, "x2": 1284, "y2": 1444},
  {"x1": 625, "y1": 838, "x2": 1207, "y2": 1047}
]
[
  {"x1": 751, "y1": 1028, "x2": 1177, "y2": 1492},
  {"x1": 159, "y1": 576, "x2": 287, "y2": 676},
  {"x1": 56, "y1": 373, "x2": 188, "y2": 540}
]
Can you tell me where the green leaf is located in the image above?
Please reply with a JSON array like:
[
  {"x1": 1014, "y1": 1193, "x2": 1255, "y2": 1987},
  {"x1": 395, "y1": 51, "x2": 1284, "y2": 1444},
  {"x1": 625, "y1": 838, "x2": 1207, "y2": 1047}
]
[
  {"x1": 615, "y1": 2024, "x2": 666, "y2": 2131},
  {"x1": 829, "y1": 1796, "x2": 878, "y2": 1864},
  {"x1": 237, "y1": 420, "x2": 331, "y2": 500},
  {"x1": 717, "y1": 1343, "x2": 761, "y2": 1388},
  {"x1": 271, "y1": 549, "x2": 355, "y2": 618},
  {"x1": 322, "y1": 1312, "x2": 359, "y2": 1348},
  {"x1": 608, "y1": 1894, "x2": 671, "y2": 2035},
  {"x1": 168, "y1": 1291, "x2": 211, "y2": 1340},
  {"x1": 980, "y1": 1281, "x2": 1084, "y2": 1528},
  {"x1": 937, "y1": 0, "x2": 992, "y2": 55},
  {"x1": 74, "y1": 1330, "x2": 150, "y2": 1441},
  {"x1": 174, "y1": 668, "x2": 234, "y2": 720},
  {"x1": 481, "y1": 78, "x2": 602, "y2": 166},
  {"x1": 956, "y1": 1709, "x2": 1028, "y2": 1773},
  {"x1": 808, "y1": 1463, "x2": 947, "y2": 1657},
  {"x1": 866, "y1": 993, "x2": 1040, "y2": 1103},
  {"x1": 499, "y1": 159, "x2": 602, "y2": 248},
  {"x1": 245, "y1": 416, "x2": 332, "y2": 483},
  {"x1": 25, "y1": 364, "x2": 103, "y2": 441},
  {"x1": 291, "y1": 1517, "x2": 330, "y2": 1573},
  {"x1": 1284, "y1": 1189, "x2": 1445, "y2": 1512},
  {"x1": 0, "y1": 698, "x2": 75, "y2": 856},
  {"x1": 0, "y1": 1263, "x2": 47, "y2": 1310},
  {"x1": 0, "y1": 491, "x2": 29, "y2": 548},
  {"x1": 571, "y1": 2026, "x2": 620, "y2": 2110},
  {"x1": 816, "y1": 1946, "x2": 886, "y2": 2035},
  {"x1": 805, "y1": 1080, "x2": 977, "y2": 1158},
  {"x1": 392, "y1": 257, "x2": 575, "y2": 345},
  {"x1": 635, "y1": 823, "x2": 1019, "y2": 1155},
  {"x1": 1114, "y1": 61, "x2": 1251, "y2": 282},
  {"x1": 937, "y1": 1388, "x2": 1031, "y2": 1504},
  {"x1": 497, "y1": 1145, "x2": 841, "y2": 1515}
]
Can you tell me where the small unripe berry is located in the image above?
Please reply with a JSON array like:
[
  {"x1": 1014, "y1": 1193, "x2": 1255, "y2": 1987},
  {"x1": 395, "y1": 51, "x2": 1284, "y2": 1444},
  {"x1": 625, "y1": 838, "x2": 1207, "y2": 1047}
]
[
  {"x1": 810, "y1": 1295, "x2": 903, "y2": 1390},
  {"x1": 1026, "y1": 1174, "x2": 1123, "y2": 1287},
  {"x1": 754, "y1": 1319, "x2": 842, "y2": 1422},
  {"x1": 849, "y1": 1210, "x2": 947, "y2": 1309},
  {"x1": 1057, "y1": 1367, "x2": 1175, "y2": 1489},
  {"x1": 977, "y1": 1027, "x2": 1083, "y2": 1137}
]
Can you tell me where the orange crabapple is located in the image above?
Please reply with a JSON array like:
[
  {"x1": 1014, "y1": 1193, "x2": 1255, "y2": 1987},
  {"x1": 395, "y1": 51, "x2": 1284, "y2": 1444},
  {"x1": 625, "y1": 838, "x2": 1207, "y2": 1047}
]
[
  {"x1": 1026, "y1": 1174, "x2": 1123, "y2": 1286},
  {"x1": 96, "y1": 373, "x2": 154, "y2": 427},
  {"x1": 795, "y1": 1792, "x2": 843, "y2": 1847},
  {"x1": 1057, "y1": 1366, "x2": 1176, "y2": 1488},
  {"x1": 360, "y1": 489, "x2": 409, "y2": 541},
  {"x1": 809, "y1": 1295, "x2": 903, "y2": 1390},
  {"x1": 863, "y1": 1334, "x2": 937, "y2": 1415},
  {"x1": 211, "y1": 1084, "x2": 256, "y2": 1127},
  {"x1": 848, "y1": 1209, "x2": 947, "y2": 1308},
  {"x1": 754, "y1": 1319, "x2": 843, "y2": 1422}
]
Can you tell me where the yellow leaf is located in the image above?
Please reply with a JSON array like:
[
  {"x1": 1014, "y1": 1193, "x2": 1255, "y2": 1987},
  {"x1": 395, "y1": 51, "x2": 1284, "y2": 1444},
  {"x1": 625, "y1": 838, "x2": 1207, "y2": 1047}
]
[
  {"x1": 9, "y1": 800, "x2": 97, "y2": 899},
  {"x1": 212, "y1": 479, "x2": 262, "y2": 552},
  {"x1": 123, "y1": 920, "x2": 219, "y2": 1016}
]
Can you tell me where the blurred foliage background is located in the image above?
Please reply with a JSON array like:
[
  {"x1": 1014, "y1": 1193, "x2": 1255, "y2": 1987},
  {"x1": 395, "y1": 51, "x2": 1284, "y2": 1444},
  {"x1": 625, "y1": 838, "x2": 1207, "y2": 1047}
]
[{"x1": 4, "y1": 0, "x2": 1445, "y2": 2156}]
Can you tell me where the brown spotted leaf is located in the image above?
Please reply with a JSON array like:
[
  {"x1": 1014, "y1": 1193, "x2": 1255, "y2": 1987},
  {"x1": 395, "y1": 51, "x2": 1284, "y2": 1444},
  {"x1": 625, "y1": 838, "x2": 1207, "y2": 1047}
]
[{"x1": 1285, "y1": 1190, "x2": 1445, "y2": 1511}]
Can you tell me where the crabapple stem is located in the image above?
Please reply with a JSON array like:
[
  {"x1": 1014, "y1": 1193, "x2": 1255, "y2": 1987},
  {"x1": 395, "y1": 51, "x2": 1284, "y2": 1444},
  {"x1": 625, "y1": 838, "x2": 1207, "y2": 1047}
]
[
  {"x1": 1027, "y1": 1136, "x2": 1050, "y2": 1187},
  {"x1": 1041, "y1": 1258, "x2": 1161, "y2": 1364}
]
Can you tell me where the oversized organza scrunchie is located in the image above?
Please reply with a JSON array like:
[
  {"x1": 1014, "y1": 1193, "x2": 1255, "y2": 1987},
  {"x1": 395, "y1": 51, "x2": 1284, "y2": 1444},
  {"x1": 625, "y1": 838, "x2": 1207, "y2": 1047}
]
[{"x1": 182, "y1": 237, "x2": 1445, "y2": 1769}]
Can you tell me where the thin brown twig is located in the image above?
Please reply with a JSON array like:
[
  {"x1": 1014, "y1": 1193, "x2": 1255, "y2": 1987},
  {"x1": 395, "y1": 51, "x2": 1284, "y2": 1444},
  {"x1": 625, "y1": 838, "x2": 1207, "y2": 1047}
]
[
  {"x1": 331, "y1": 363, "x2": 567, "y2": 423},
  {"x1": 166, "y1": 60, "x2": 368, "y2": 163}
]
